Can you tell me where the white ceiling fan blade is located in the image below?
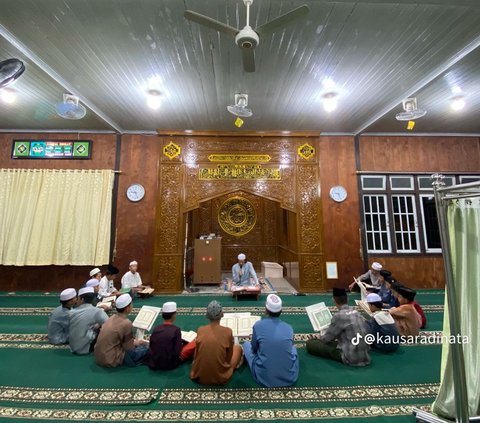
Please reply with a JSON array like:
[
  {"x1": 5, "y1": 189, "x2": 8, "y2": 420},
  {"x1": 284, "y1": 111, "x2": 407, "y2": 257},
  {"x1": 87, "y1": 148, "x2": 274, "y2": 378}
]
[
  {"x1": 255, "y1": 5, "x2": 309, "y2": 35},
  {"x1": 242, "y1": 48, "x2": 256, "y2": 72},
  {"x1": 184, "y1": 10, "x2": 239, "y2": 37}
]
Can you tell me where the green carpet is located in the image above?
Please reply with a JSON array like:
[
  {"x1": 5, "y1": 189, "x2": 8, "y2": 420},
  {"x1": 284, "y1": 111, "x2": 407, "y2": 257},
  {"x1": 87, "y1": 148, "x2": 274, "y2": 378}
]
[{"x1": 0, "y1": 291, "x2": 445, "y2": 422}]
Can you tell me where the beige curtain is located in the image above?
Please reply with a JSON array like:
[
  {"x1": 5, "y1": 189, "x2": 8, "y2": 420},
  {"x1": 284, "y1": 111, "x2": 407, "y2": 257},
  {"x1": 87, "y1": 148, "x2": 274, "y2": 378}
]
[{"x1": 0, "y1": 169, "x2": 114, "y2": 265}]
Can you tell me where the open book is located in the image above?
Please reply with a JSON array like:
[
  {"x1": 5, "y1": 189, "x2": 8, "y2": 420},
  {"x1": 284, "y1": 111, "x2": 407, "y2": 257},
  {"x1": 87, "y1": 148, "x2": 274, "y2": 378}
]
[
  {"x1": 139, "y1": 287, "x2": 155, "y2": 295},
  {"x1": 96, "y1": 295, "x2": 116, "y2": 308},
  {"x1": 305, "y1": 302, "x2": 333, "y2": 332},
  {"x1": 181, "y1": 330, "x2": 197, "y2": 343},
  {"x1": 220, "y1": 312, "x2": 260, "y2": 336},
  {"x1": 231, "y1": 285, "x2": 261, "y2": 292},
  {"x1": 353, "y1": 277, "x2": 378, "y2": 301},
  {"x1": 132, "y1": 305, "x2": 161, "y2": 340},
  {"x1": 355, "y1": 299, "x2": 373, "y2": 316}
]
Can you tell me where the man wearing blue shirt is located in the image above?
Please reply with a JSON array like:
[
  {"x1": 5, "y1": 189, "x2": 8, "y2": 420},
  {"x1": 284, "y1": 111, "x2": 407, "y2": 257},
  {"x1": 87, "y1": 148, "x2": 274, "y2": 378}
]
[
  {"x1": 48, "y1": 288, "x2": 77, "y2": 345},
  {"x1": 243, "y1": 294, "x2": 299, "y2": 387},
  {"x1": 231, "y1": 253, "x2": 258, "y2": 287}
]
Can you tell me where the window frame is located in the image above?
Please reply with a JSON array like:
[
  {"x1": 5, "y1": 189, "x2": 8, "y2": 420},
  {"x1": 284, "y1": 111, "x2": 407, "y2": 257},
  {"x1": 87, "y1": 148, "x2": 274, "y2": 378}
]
[
  {"x1": 419, "y1": 193, "x2": 442, "y2": 253},
  {"x1": 390, "y1": 194, "x2": 420, "y2": 253},
  {"x1": 362, "y1": 194, "x2": 392, "y2": 253}
]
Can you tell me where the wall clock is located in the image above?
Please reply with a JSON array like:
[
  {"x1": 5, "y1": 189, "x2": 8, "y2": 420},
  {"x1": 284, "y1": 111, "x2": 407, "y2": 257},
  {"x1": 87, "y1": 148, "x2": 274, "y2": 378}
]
[
  {"x1": 126, "y1": 183, "x2": 145, "y2": 202},
  {"x1": 329, "y1": 185, "x2": 347, "y2": 203}
]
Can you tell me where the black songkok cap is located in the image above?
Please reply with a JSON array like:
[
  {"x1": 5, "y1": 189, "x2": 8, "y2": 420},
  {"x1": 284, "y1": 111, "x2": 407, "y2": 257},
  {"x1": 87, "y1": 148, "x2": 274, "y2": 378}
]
[{"x1": 333, "y1": 287, "x2": 347, "y2": 297}]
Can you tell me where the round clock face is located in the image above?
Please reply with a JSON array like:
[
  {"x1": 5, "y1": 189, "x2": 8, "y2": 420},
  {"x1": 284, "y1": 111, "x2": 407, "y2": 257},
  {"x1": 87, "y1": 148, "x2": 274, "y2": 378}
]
[
  {"x1": 126, "y1": 184, "x2": 145, "y2": 202},
  {"x1": 329, "y1": 185, "x2": 347, "y2": 202}
]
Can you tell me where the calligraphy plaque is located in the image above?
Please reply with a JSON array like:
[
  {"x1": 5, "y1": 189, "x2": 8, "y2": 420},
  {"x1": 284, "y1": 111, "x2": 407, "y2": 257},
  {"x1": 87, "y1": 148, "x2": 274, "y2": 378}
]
[
  {"x1": 218, "y1": 196, "x2": 256, "y2": 237},
  {"x1": 199, "y1": 164, "x2": 281, "y2": 180}
]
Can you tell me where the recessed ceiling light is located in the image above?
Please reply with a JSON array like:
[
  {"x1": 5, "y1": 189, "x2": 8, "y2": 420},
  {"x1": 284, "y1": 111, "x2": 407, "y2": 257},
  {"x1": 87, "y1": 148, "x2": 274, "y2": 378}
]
[
  {"x1": 1, "y1": 88, "x2": 16, "y2": 104},
  {"x1": 146, "y1": 89, "x2": 161, "y2": 110},
  {"x1": 322, "y1": 92, "x2": 338, "y2": 112},
  {"x1": 451, "y1": 96, "x2": 465, "y2": 111}
]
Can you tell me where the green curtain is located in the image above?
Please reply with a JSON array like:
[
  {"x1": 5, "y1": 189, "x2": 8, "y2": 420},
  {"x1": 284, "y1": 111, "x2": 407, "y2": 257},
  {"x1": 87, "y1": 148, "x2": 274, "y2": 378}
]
[{"x1": 432, "y1": 197, "x2": 480, "y2": 419}]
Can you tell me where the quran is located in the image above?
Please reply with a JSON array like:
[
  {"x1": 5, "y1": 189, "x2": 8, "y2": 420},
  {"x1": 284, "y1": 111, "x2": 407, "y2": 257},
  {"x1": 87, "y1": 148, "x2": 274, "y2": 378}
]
[
  {"x1": 138, "y1": 287, "x2": 155, "y2": 295},
  {"x1": 132, "y1": 306, "x2": 161, "y2": 331},
  {"x1": 305, "y1": 302, "x2": 333, "y2": 332},
  {"x1": 181, "y1": 330, "x2": 197, "y2": 343},
  {"x1": 231, "y1": 285, "x2": 260, "y2": 292},
  {"x1": 353, "y1": 277, "x2": 378, "y2": 301},
  {"x1": 355, "y1": 299, "x2": 373, "y2": 316},
  {"x1": 220, "y1": 312, "x2": 260, "y2": 337},
  {"x1": 96, "y1": 296, "x2": 116, "y2": 309}
]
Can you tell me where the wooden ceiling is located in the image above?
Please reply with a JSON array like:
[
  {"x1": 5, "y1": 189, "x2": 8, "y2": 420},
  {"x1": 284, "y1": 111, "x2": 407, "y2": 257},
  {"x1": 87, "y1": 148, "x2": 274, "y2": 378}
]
[{"x1": 0, "y1": 0, "x2": 479, "y2": 135}]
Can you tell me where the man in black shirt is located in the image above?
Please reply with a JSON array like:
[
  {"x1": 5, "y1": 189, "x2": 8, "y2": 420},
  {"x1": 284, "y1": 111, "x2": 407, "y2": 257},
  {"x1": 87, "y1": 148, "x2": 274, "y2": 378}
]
[{"x1": 146, "y1": 302, "x2": 196, "y2": 371}]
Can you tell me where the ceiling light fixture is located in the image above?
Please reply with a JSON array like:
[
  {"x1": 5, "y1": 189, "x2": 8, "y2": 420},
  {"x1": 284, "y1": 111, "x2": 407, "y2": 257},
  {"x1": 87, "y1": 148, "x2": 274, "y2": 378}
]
[
  {"x1": 147, "y1": 89, "x2": 162, "y2": 110},
  {"x1": 1, "y1": 88, "x2": 16, "y2": 104},
  {"x1": 322, "y1": 92, "x2": 338, "y2": 112},
  {"x1": 450, "y1": 95, "x2": 465, "y2": 111}
]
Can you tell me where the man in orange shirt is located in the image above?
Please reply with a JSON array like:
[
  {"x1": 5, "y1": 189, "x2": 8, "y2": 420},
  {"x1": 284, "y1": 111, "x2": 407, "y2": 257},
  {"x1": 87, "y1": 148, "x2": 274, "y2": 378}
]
[
  {"x1": 389, "y1": 286, "x2": 422, "y2": 338},
  {"x1": 190, "y1": 301, "x2": 243, "y2": 385}
]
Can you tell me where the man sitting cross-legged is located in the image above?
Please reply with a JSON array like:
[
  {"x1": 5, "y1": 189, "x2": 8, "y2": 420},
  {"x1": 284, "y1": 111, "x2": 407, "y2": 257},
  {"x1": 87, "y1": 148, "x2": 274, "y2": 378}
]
[
  {"x1": 243, "y1": 294, "x2": 299, "y2": 387},
  {"x1": 147, "y1": 301, "x2": 196, "y2": 371},
  {"x1": 190, "y1": 301, "x2": 243, "y2": 385},
  {"x1": 48, "y1": 288, "x2": 77, "y2": 345},
  {"x1": 364, "y1": 293, "x2": 400, "y2": 353},
  {"x1": 389, "y1": 285, "x2": 422, "y2": 338},
  {"x1": 69, "y1": 286, "x2": 108, "y2": 355},
  {"x1": 94, "y1": 294, "x2": 149, "y2": 367},
  {"x1": 306, "y1": 287, "x2": 370, "y2": 367}
]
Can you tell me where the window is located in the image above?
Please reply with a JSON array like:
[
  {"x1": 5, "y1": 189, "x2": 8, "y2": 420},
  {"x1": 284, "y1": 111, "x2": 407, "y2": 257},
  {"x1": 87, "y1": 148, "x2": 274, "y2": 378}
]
[
  {"x1": 420, "y1": 195, "x2": 441, "y2": 252},
  {"x1": 391, "y1": 195, "x2": 419, "y2": 252},
  {"x1": 390, "y1": 176, "x2": 414, "y2": 190},
  {"x1": 459, "y1": 176, "x2": 480, "y2": 184},
  {"x1": 361, "y1": 175, "x2": 386, "y2": 190},
  {"x1": 418, "y1": 176, "x2": 455, "y2": 190},
  {"x1": 363, "y1": 195, "x2": 391, "y2": 253},
  {"x1": 360, "y1": 173, "x2": 478, "y2": 255}
]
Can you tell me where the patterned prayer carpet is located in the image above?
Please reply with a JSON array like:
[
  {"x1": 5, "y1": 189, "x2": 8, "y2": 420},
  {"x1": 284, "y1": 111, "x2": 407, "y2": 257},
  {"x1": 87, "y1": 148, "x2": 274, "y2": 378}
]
[{"x1": 0, "y1": 291, "x2": 445, "y2": 422}]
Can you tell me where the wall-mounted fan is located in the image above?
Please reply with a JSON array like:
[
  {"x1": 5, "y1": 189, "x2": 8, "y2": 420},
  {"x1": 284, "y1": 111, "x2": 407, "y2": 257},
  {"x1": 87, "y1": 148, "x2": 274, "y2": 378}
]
[
  {"x1": 227, "y1": 94, "x2": 253, "y2": 117},
  {"x1": 55, "y1": 94, "x2": 87, "y2": 120},
  {"x1": 396, "y1": 97, "x2": 427, "y2": 121},
  {"x1": 184, "y1": 0, "x2": 309, "y2": 72},
  {"x1": 0, "y1": 58, "x2": 25, "y2": 89}
]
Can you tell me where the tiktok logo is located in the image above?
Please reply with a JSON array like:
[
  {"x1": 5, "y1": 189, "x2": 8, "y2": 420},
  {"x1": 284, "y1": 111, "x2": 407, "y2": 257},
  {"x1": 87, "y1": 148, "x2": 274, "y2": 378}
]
[{"x1": 351, "y1": 333, "x2": 362, "y2": 345}]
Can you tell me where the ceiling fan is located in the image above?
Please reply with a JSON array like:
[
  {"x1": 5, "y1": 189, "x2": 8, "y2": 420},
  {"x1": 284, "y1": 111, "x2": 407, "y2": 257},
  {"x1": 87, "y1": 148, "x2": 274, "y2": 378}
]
[
  {"x1": 227, "y1": 93, "x2": 253, "y2": 117},
  {"x1": 0, "y1": 58, "x2": 25, "y2": 89},
  {"x1": 55, "y1": 94, "x2": 87, "y2": 120},
  {"x1": 184, "y1": 0, "x2": 309, "y2": 72},
  {"x1": 396, "y1": 97, "x2": 427, "y2": 121}
]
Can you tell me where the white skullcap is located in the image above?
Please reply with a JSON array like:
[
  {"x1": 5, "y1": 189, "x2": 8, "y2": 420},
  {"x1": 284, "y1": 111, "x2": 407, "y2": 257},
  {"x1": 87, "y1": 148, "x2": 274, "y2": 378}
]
[
  {"x1": 89, "y1": 268, "x2": 101, "y2": 277},
  {"x1": 162, "y1": 302, "x2": 177, "y2": 313},
  {"x1": 266, "y1": 294, "x2": 282, "y2": 313},
  {"x1": 78, "y1": 286, "x2": 94, "y2": 296},
  {"x1": 371, "y1": 262, "x2": 382, "y2": 271},
  {"x1": 86, "y1": 278, "x2": 100, "y2": 287},
  {"x1": 60, "y1": 288, "x2": 76, "y2": 301},
  {"x1": 366, "y1": 293, "x2": 382, "y2": 303},
  {"x1": 238, "y1": 253, "x2": 246, "y2": 261},
  {"x1": 116, "y1": 293, "x2": 132, "y2": 309},
  {"x1": 129, "y1": 260, "x2": 138, "y2": 266}
]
